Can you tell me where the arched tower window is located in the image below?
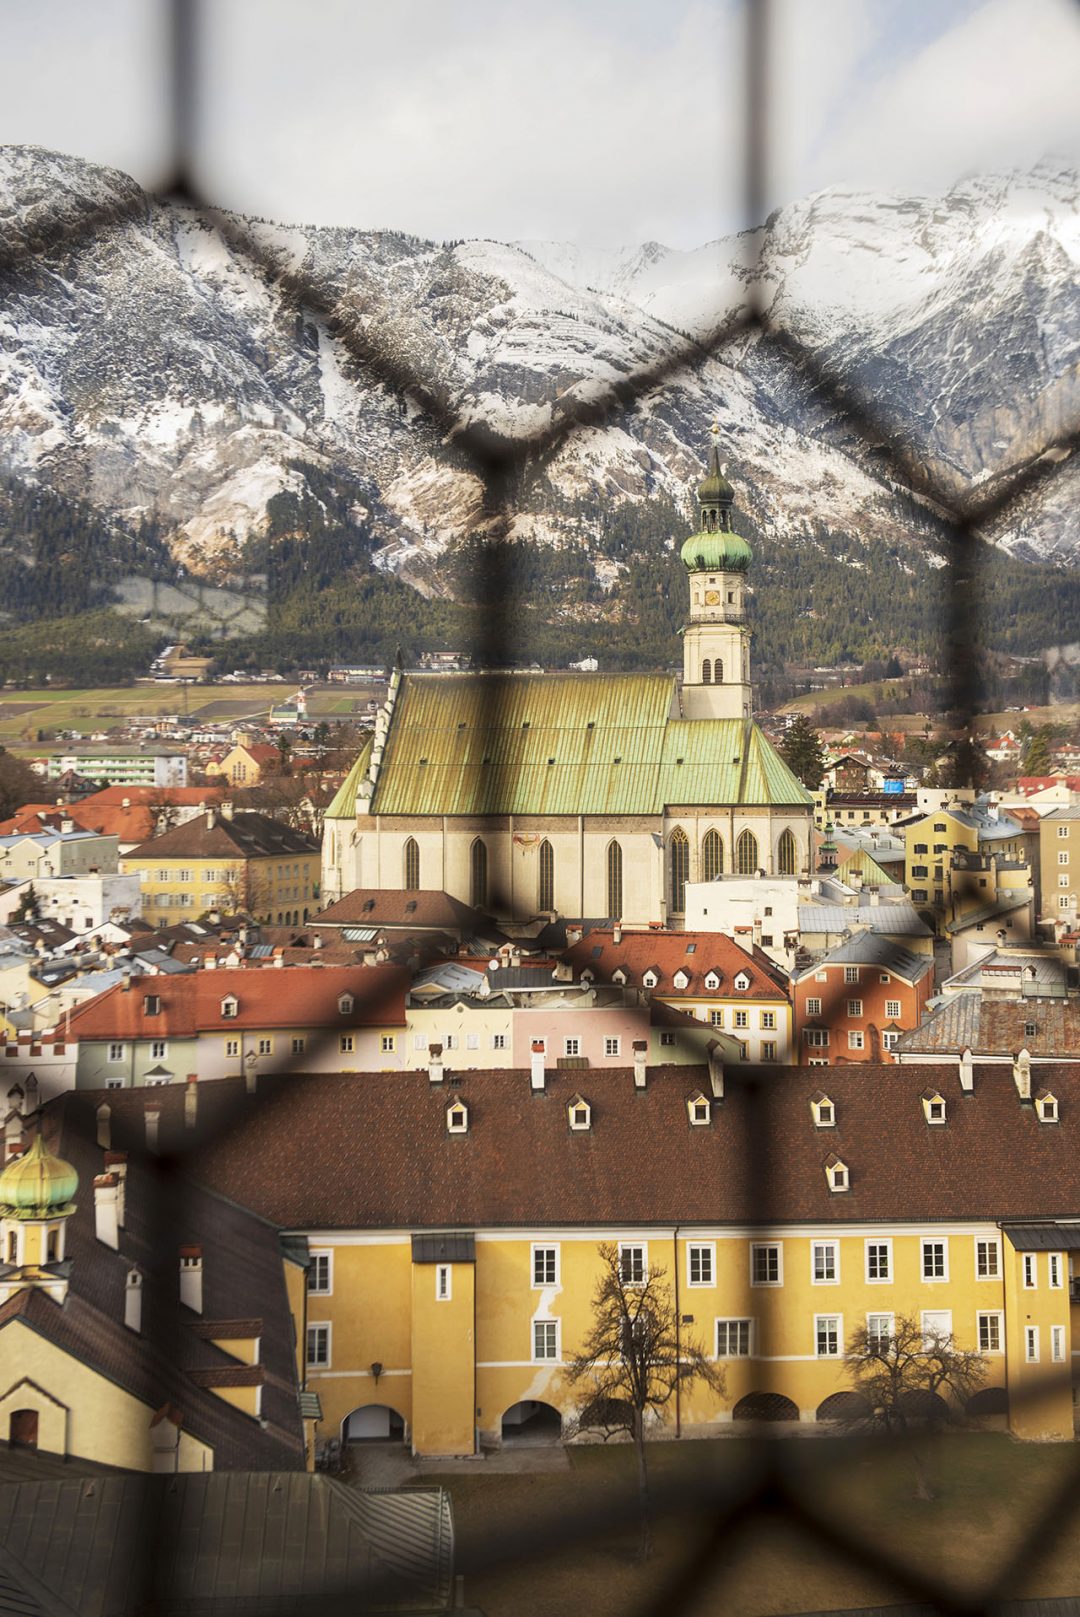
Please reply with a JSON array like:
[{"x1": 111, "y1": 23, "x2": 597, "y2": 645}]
[
  {"x1": 606, "y1": 841, "x2": 623, "y2": 920},
  {"x1": 470, "y1": 839, "x2": 488, "y2": 909},
  {"x1": 702, "y1": 829, "x2": 724, "y2": 882},
  {"x1": 538, "y1": 839, "x2": 555, "y2": 912},
  {"x1": 736, "y1": 829, "x2": 759, "y2": 876},
  {"x1": 777, "y1": 828, "x2": 797, "y2": 876},
  {"x1": 670, "y1": 828, "x2": 689, "y2": 913},
  {"x1": 403, "y1": 837, "x2": 420, "y2": 891},
  {"x1": 714, "y1": 659, "x2": 723, "y2": 684},
  {"x1": 701, "y1": 659, "x2": 712, "y2": 685}
]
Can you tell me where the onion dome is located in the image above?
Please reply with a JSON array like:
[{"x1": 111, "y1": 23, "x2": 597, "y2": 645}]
[
  {"x1": 698, "y1": 447, "x2": 735, "y2": 507},
  {"x1": 680, "y1": 530, "x2": 753, "y2": 574},
  {"x1": 0, "y1": 1134, "x2": 78, "y2": 1219}
]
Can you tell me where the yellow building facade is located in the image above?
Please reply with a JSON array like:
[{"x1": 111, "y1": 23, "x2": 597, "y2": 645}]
[{"x1": 121, "y1": 807, "x2": 320, "y2": 925}]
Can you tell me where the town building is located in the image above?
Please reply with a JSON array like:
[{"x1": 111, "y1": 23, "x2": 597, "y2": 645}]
[
  {"x1": 121, "y1": 806, "x2": 320, "y2": 927},
  {"x1": 682, "y1": 875, "x2": 800, "y2": 971},
  {"x1": 206, "y1": 743, "x2": 282, "y2": 788},
  {"x1": 904, "y1": 801, "x2": 1036, "y2": 928},
  {"x1": 67, "y1": 964, "x2": 409, "y2": 1088},
  {"x1": 560, "y1": 928, "x2": 793, "y2": 1064},
  {"x1": 0, "y1": 828, "x2": 119, "y2": 884},
  {"x1": 321, "y1": 440, "x2": 813, "y2": 923},
  {"x1": 43, "y1": 750, "x2": 188, "y2": 788},
  {"x1": 1039, "y1": 807, "x2": 1080, "y2": 929},
  {"x1": 792, "y1": 933, "x2": 934, "y2": 1064},
  {"x1": 0, "y1": 872, "x2": 142, "y2": 934}
]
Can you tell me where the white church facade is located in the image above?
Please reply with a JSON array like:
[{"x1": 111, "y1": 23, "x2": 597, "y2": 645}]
[{"x1": 321, "y1": 441, "x2": 813, "y2": 927}]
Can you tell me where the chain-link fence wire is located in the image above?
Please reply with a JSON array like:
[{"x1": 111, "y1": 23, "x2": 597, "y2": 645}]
[{"x1": 9, "y1": 0, "x2": 1080, "y2": 1610}]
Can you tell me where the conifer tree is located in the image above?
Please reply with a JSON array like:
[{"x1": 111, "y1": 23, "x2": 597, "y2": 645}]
[{"x1": 778, "y1": 714, "x2": 827, "y2": 790}]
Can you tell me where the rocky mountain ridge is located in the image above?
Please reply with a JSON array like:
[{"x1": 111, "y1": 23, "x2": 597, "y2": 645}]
[{"x1": 0, "y1": 146, "x2": 1076, "y2": 620}]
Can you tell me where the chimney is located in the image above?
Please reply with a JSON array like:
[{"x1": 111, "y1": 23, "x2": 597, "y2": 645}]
[
  {"x1": 145, "y1": 1105, "x2": 161, "y2": 1152},
  {"x1": 179, "y1": 1245, "x2": 203, "y2": 1313},
  {"x1": 868, "y1": 890, "x2": 880, "y2": 906},
  {"x1": 959, "y1": 1048, "x2": 974, "y2": 1094},
  {"x1": 96, "y1": 1103, "x2": 111, "y2": 1150},
  {"x1": 105, "y1": 1151, "x2": 128, "y2": 1225},
  {"x1": 184, "y1": 1076, "x2": 198, "y2": 1128},
  {"x1": 205, "y1": 808, "x2": 217, "y2": 830},
  {"x1": 428, "y1": 1043, "x2": 444, "y2": 1084},
  {"x1": 313, "y1": 933, "x2": 324, "y2": 950},
  {"x1": 613, "y1": 924, "x2": 622, "y2": 945},
  {"x1": 530, "y1": 1040, "x2": 546, "y2": 1092},
  {"x1": 752, "y1": 919, "x2": 762, "y2": 947},
  {"x1": 632, "y1": 1040, "x2": 648, "y2": 1089},
  {"x1": 1013, "y1": 1048, "x2": 1032, "y2": 1102},
  {"x1": 221, "y1": 802, "x2": 235, "y2": 821},
  {"x1": 565, "y1": 925, "x2": 582, "y2": 946},
  {"x1": 707, "y1": 1045, "x2": 724, "y2": 1100},
  {"x1": 122, "y1": 797, "x2": 131, "y2": 809},
  {"x1": 245, "y1": 1063, "x2": 257, "y2": 1095},
  {"x1": 93, "y1": 1173, "x2": 120, "y2": 1249},
  {"x1": 125, "y1": 1269, "x2": 143, "y2": 1333}
]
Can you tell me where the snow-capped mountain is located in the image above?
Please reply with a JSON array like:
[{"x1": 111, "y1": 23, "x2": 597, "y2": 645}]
[{"x1": 0, "y1": 145, "x2": 1076, "y2": 597}]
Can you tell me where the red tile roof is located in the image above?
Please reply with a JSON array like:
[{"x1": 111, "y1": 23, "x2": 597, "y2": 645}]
[
  {"x1": 563, "y1": 929, "x2": 788, "y2": 999},
  {"x1": 65, "y1": 964, "x2": 409, "y2": 1038}
]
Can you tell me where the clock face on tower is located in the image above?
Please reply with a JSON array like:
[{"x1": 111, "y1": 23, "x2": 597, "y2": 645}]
[{"x1": 704, "y1": 589, "x2": 720, "y2": 605}]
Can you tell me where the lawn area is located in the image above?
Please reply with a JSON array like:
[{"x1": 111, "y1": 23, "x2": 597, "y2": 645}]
[
  {"x1": 0, "y1": 683, "x2": 378, "y2": 743},
  {"x1": 419, "y1": 1434, "x2": 1080, "y2": 1616}
]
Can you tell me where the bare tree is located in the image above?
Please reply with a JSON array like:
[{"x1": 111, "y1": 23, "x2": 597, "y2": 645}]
[
  {"x1": 563, "y1": 1242, "x2": 724, "y2": 1559},
  {"x1": 844, "y1": 1313, "x2": 987, "y2": 1499}
]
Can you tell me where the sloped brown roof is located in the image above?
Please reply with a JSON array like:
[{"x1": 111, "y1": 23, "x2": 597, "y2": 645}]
[
  {"x1": 563, "y1": 928, "x2": 788, "y2": 999},
  {"x1": 313, "y1": 888, "x2": 488, "y2": 931},
  {"x1": 124, "y1": 810, "x2": 317, "y2": 862},
  {"x1": 76, "y1": 1062, "x2": 1080, "y2": 1231}
]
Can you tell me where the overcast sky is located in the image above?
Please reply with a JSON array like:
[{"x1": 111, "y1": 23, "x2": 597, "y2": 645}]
[{"x1": 1, "y1": 0, "x2": 1078, "y2": 246}]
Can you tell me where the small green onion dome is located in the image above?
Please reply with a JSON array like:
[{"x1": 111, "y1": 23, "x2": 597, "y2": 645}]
[
  {"x1": 0, "y1": 1134, "x2": 78, "y2": 1219},
  {"x1": 680, "y1": 530, "x2": 753, "y2": 573},
  {"x1": 698, "y1": 458, "x2": 735, "y2": 506}
]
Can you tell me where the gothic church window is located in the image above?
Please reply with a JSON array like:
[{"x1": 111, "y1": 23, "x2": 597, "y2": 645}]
[
  {"x1": 538, "y1": 839, "x2": 555, "y2": 912},
  {"x1": 702, "y1": 829, "x2": 724, "y2": 882},
  {"x1": 778, "y1": 828, "x2": 797, "y2": 876},
  {"x1": 606, "y1": 841, "x2": 623, "y2": 919},
  {"x1": 403, "y1": 837, "x2": 420, "y2": 891},
  {"x1": 471, "y1": 839, "x2": 488, "y2": 908},
  {"x1": 670, "y1": 828, "x2": 689, "y2": 913},
  {"x1": 736, "y1": 829, "x2": 759, "y2": 876}
]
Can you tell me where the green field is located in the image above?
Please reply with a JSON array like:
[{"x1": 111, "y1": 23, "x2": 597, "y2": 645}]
[
  {"x1": 414, "y1": 1433, "x2": 1080, "y2": 1617},
  {"x1": 0, "y1": 684, "x2": 379, "y2": 744}
]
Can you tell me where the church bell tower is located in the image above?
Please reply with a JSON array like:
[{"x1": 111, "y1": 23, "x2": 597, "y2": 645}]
[{"x1": 681, "y1": 430, "x2": 753, "y2": 721}]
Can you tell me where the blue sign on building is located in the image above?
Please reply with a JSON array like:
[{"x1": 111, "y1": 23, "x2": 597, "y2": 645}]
[{"x1": 883, "y1": 778, "x2": 905, "y2": 794}]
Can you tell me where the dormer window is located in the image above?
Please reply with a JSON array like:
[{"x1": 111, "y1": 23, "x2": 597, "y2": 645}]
[
  {"x1": 824, "y1": 1155, "x2": 849, "y2": 1193},
  {"x1": 704, "y1": 971, "x2": 721, "y2": 991},
  {"x1": 811, "y1": 1094, "x2": 835, "y2": 1128},
  {"x1": 1036, "y1": 1091, "x2": 1059, "y2": 1124},
  {"x1": 734, "y1": 972, "x2": 750, "y2": 992},
  {"x1": 643, "y1": 970, "x2": 659, "y2": 989},
  {"x1": 220, "y1": 996, "x2": 238, "y2": 1019},
  {"x1": 446, "y1": 1100, "x2": 469, "y2": 1134},
  {"x1": 922, "y1": 1091, "x2": 947, "y2": 1125},
  {"x1": 673, "y1": 970, "x2": 690, "y2": 991},
  {"x1": 568, "y1": 1095, "x2": 591, "y2": 1132},
  {"x1": 612, "y1": 968, "x2": 627, "y2": 986},
  {"x1": 338, "y1": 993, "x2": 354, "y2": 1016},
  {"x1": 687, "y1": 1092, "x2": 711, "y2": 1126},
  {"x1": 144, "y1": 994, "x2": 161, "y2": 1016}
]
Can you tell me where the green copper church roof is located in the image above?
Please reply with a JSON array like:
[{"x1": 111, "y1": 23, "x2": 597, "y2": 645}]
[
  {"x1": 680, "y1": 530, "x2": 753, "y2": 574},
  {"x1": 367, "y1": 674, "x2": 812, "y2": 817},
  {"x1": 324, "y1": 740, "x2": 373, "y2": 821}
]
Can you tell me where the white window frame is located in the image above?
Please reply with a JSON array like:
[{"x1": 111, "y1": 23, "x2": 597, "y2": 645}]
[
  {"x1": 150, "y1": 1040, "x2": 167, "y2": 1060},
  {"x1": 1025, "y1": 1325, "x2": 1039, "y2": 1362},
  {"x1": 1057, "y1": 824, "x2": 1070, "y2": 838},
  {"x1": 884, "y1": 999, "x2": 902, "y2": 1021},
  {"x1": 564, "y1": 1036, "x2": 581, "y2": 1057},
  {"x1": 466, "y1": 1032, "x2": 480, "y2": 1050},
  {"x1": 308, "y1": 1250, "x2": 333, "y2": 1296},
  {"x1": 806, "y1": 997, "x2": 822, "y2": 1016},
  {"x1": 715, "y1": 1318, "x2": 753, "y2": 1358},
  {"x1": 225, "y1": 1038, "x2": 239, "y2": 1058},
  {"x1": 865, "y1": 1239, "x2": 892, "y2": 1283},
  {"x1": 847, "y1": 999, "x2": 863, "y2": 1018},
  {"x1": 1049, "y1": 1253, "x2": 1063, "y2": 1290},
  {"x1": 921, "y1": 1238, "x2": 948, "y2": 1282},
  {"x1": 811, "y1": 1240, "x2": 839, "y2": 1286},
  {"x1": 977, "y1": 1311, "x2": 1003, "y2": 1354},
  {"x1": 446, "y1": 1102, "x2": 468, "y2": 1134},
  {"x1": 257, "y1": 1037, "x2": 273, "y2": 1056},
  {"x1": 975, "y1": 1239, "x2": 1000, "y2": 1280},
  {"x1": 306, "y1": 1322, "x2": 331, "y2": 1369},
  {"x1": 750, "y1": 1242, "x2": 782, "y2": 1287},
  {"x1": 921, "y1": 1309, "x2": 953, "y2": 1347},
  {"x1": 848, "y1": 1031, "x2": 865, "y2": 1051},
  {"x1": 381, "y1": 1034, "x2": 396, "y2": 1053},
  {"x1": 1059, "y1": 851, "x2": 1070, "y2": 865},
  {"x1": 844, "y1": 966, "x2": 860, "y2": 985},
  {"x1": 604, "y1": 1036, "x2": 621, "y2": 1057},
  {"x1": 532, "y1": 1244, "x2": 559, "y2": 1288},
  {"x1": 866, "y1": 1312, "x2": 894, "y2": 1354},
  {"x1": 532, "y1": 1318, "x2": 560, "y2": 1362},
  {"x1": 292, "y1": 1036, "x2": 306, "y2": 1054},
  {"x1": 815, "y1": 1314, "x2": 842, "y2": 1358},
  {"x1": 492, "y1": 1032, "x2": 507, "y2": 1050},
  {"x1": 339, "y1": 1034, "x2": 354, "y2": 1054},
  {"x1": 619, "y1": 1243, "x2": 647, "y2": 1285},
  {"x1": 687, "y1": 1242, "x2": 715, "y2": 1288},
  {"x1": 436, "y1": 1264, "x2": 452, "y2": 1301},
  {"x1": 1023, "y1": 1253, "x2": 1037, "y2": 1289},
  {"x1": 108, "y1": 1042, "x2": 124, "y2": 1061},
  {"x1": 734, "y1": 1009, "x2": 748, "y2": 1029},
  {"x1": 414, "y1": 1033, "x2": 427, "y2": 1051},
  {"x1": 1052, "y1": 1324, "x2": 1066, "y2": 1362}
]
